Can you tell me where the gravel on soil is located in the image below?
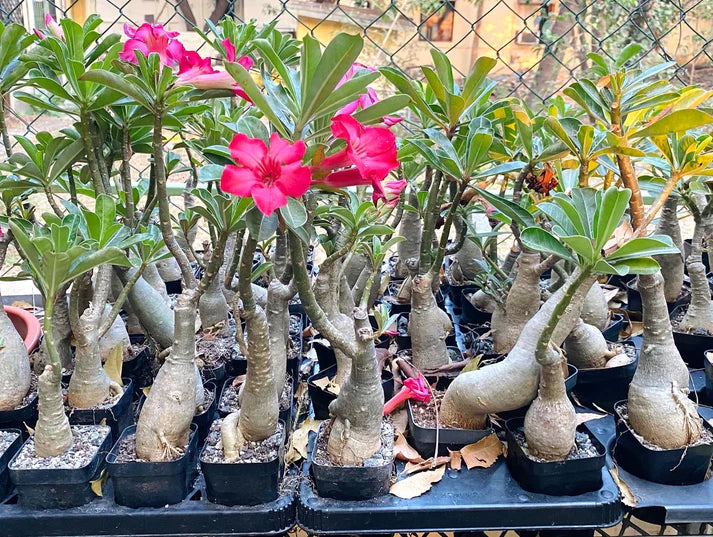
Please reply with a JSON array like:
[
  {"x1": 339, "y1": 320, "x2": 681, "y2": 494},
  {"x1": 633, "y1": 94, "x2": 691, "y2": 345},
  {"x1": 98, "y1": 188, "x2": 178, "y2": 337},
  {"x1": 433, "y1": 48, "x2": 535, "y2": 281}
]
[
  {"x1": 200, "y1": 420, "x2": 283, "y2": 464},
  {"x1": 10, "y1": 425, "x2": 109, "y2": 470},
  {"x1": 0, "y1": 430, "x2": 19, "y2": 455},
  {"x1": 313, "y1": 419, "x2": 393, "y2": 468},
  {"x1": 512, "y1": 428, "x2": 601, "y2": 462}
]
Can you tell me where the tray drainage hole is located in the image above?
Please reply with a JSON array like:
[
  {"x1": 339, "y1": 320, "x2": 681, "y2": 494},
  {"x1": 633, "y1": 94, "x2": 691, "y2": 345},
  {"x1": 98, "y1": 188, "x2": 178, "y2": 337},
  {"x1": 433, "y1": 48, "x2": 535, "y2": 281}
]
[
  {"x1": 600, "y1": 490, "x2": 615, "y2": 500},
  {"x1": 518, "y1": 494, "x2": 529, "y2": 502}
]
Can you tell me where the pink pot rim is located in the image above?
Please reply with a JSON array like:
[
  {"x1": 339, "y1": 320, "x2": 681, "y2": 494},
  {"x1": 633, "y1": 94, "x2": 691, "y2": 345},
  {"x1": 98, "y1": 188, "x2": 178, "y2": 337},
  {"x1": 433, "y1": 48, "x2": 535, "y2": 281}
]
[{"x1": 3, "y1": 305, "x2": 42, "y2": 353}]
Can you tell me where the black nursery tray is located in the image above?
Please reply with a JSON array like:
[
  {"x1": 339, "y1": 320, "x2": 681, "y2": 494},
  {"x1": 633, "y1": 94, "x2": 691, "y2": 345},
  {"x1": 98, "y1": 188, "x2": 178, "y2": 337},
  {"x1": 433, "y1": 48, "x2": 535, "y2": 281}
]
[
  {"x1": 297, "y1": 439, "x2": 622, "y2": 534},
  {"x1": 0, "y1": 470, "x2": 297, "y2": 537},
  {"x1": 586, "y1": 407, "x2": 713, "y2": 525}
]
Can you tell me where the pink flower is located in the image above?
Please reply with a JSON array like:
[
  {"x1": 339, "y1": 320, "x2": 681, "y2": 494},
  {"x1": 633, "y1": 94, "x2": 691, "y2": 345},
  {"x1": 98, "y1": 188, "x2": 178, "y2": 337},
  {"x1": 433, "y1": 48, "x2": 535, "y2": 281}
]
[
  {"x1": 384, "y1": 179, "x2": 407, "y2": 207},
  {"x1": 383, "y1": 374, "x2": 430, "y2": 415},
  {"x1": 221, "y1": 132, "x2": 310, "y2": 216},
  {"x1": 175, "y1": 50, "x2": 253, "y2": 103},
  {"x1": 313, "y1": 115, "x2": 399, "y2": 204},
  {"x1": 44, "y1": 14, "x2": 64, "y2": 40},
  {"x1": 221, "y1": 38, "x2": 237, "y2": 62},
  {"x1": 119, "y1": 23, "x2": 185, "y2": 67},
  {"x1": 336, "y1": 62, "x2": 402, "y2": 126},
  {"x1": 33, "y1": 28, "x2": 46, "y2": 40}
]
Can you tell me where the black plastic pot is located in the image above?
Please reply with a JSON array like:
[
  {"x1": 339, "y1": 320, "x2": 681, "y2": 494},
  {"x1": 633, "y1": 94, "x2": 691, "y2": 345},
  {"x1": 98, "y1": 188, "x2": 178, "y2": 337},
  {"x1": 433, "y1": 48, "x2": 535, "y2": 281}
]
[
  {"x1": 446, "y1": 283, "x2": 468, "y2": 309},
  {"x1": 613, "y1": 401, "x2": 713, "y2": 485},
  {"x1": 573, "y1": 342, "x2": 638, "y2": 412},
  {"x1": 0, "y1": 429, "x2": 22, "y2": 501},
  {"x1": 407, "y1": 400, "x2": 494, "y2": 457},
  {"x1": 308, "y1": 364, "x2": 394, "y2": 420},
  {"x1": 68, "y1": 379, "x2": 134, "y2": 443},
  {"x1": 201, "y1": 423, "x2": 284, "y2": 506},
  {"x1": 193, "y1": 382, "x2": 217, "y2": 443},
  {"x1": 460, "y1": 287, "x2": 492, "y2": 325},
  {"x1": 164, "y1": 279, "x2": 182, "y2": 295},
  {"x1": 9, "y1": 425, "x2": 112, "y2": 509},
  {"x1": 106, "y1": 423, "x2": 198, "y2": 508},
  {"x1": 201, "y1": 361, "x2": 226, "y2": 387},
  {"x1": 395, "y1": 313, "x2": 457, "y2": 351},
  {"x1": 313, "y1": 340, "x2": 336, "y2": 371},
  {"x1": 0, "y1": 390, "x2": 37, "y2": 439},
  {"x1": 123, "y1": 337, "x2": 154, "y2": 399},
  {"x1": 607, "y1": 273, "x2": 636, "y2": 290},
  {"x1": 505, "y1": 418, "x2": 606, "y2": 496},
  {"x1": 601, "y1": 313, "x2": 624, "y2": 342},
  {"x1": 310, "y1": 421, "x2": 393, "y2": 500},
  {"x1": 671, "y1": 305, "x2": 712, "y2": 368},
  {"x1": 705, "y1": 350, "x2": 713, "y2": 394}
]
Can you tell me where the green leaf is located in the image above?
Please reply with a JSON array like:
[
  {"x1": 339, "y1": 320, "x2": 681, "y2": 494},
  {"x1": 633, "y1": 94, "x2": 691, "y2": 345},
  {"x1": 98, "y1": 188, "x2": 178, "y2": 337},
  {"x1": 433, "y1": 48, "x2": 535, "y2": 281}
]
[
  {"x1": 606, "y1": 236, "x2": 678, "y2": 261},
  {"x1": 596, "y1": 257, "x2": 660, "y2": 275},
  {"x1": 521, "y1": 227, "x2": 574, "y2": 262},
  {"x1": 631, "y1": 109, "x2": 713, "y2": 139},
  {"x1": 79, "y1": 69, "x2": 152, "y2": 110},
  {"x1": 474, "y1": 186, "x2": 535, "y2": 228},
  {"x1": 561, "y1": 235, "x2": 596, "y2": 262},
  {"x1": 615, "y1": 43, "x2": 643, "y2": 68},
  {"x1": 197, "y1": 163, "x2": 225, "y2": 182},
  {"x1": 279, "y1": 197, "x2": 307, "y2": 229},
  {"x1": 235, "y1": 115, "x2": 269, "y2": 142},
  {"x1": 472, "y1": 161, "x2": 527, "y2": 179},
  {"x1": 594, "y1": 187, "x2": 631, "y2": 250},
  {"x1": 245, "y1": 207, "x2": 278, "y2": 241},
  {"x1": 462, "y1": 57, "x2": 497, "y2": 106}
]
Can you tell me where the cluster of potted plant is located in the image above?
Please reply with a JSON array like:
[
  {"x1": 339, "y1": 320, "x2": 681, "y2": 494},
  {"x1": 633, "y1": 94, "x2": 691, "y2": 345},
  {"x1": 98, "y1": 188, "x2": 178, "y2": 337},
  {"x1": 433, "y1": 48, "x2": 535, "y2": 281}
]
[{"x1": 0, "y1": 13, "x2": 711, "y2": 527}]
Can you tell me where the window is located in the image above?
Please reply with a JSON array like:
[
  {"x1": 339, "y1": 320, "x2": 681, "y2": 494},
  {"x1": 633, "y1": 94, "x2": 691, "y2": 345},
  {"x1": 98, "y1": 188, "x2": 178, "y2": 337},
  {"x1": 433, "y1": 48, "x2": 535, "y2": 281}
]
[{"x1": 421, "y1": 1, "x2": 455, "y2": 42}]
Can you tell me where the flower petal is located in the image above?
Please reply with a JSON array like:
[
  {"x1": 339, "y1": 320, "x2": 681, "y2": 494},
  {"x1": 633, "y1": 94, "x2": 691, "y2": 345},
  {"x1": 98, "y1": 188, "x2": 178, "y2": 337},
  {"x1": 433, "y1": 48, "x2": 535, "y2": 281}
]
[
  {"x1": 252, "y1": 185, "x2": 286, "y2": 216},
  {"x1": 220, "y1": 166, "x2": 260, "y2": 197},
  {"x1": 229, "y1": 133, "x2": 267, "y2": 169},
  {"x1": 221, "y1": 38, "x2": 236, "y2": 62},
  {"x1": 276, "y1": 163, "x2": 311, "y2": 198},
  {"x1": 268, "y1": 132, "x2": 305, "y2": 165},
  {"x1": 331, "y1": 114, "x2": 364, "y2": 141},
  {"x1": 317, "y1": 167, "x2": 371, "y2": 188}
]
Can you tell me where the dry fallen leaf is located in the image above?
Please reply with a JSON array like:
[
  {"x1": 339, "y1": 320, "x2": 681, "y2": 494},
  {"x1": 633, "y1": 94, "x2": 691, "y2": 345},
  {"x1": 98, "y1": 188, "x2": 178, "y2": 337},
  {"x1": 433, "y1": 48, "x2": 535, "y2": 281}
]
[
  {"x1": 576, "y1": 412, "x2": 607, "y2": 426},
  {"x1": 23, "y1": 422, "x2": 34, "y2": 436},
  {"x1": 601, "y1": 285, "x2": 621, "y2": 305},
  {"x1": 141, "y1": 386, "x2": 151, "y2": 397},
  {"x1": 285, "y1": 418, "x2": 322, "y2": 464},
  {"x1": 621, "y1": 321, "x2": 644, "y2": 339},
  {"x1": 232, "y1": 375, "x2": 246, "y2": 388},
  {"x1": 90, "y1": 469, "x2": 109, "y2": 497},
  {"x1": 610, "y1": 466, "x2": 638, "y2": 507},
  {"x1": 394, "y1": 434, "x2": 423, "y2": 463},
  {"x1": 604, "y1": 220, "x2": 633, "y2": 255},
  {"x1": 391, "y1": 408, "x2": 408, "y2": 435},
  {"x1": 389, "y1": 464, "x2": 446, "y2": 499},
  {"x1": 448, "y1": 449, "x2": 462, "y2": 471},
  {"x1": 404, "y1": 456, "x2": 450, "y2": 475},
  {"x1": 460, "y1": 434, "x2": 503, "y2": 469},
  {"x1": 103, "y1": 343, "x2": 124, "y2": 387},
  {"x1": 312, "y1": 376, "x2": 340, "y2": 395},
  {"x1": 11, "y1": 300, "x2": 35, "y2": 310}
]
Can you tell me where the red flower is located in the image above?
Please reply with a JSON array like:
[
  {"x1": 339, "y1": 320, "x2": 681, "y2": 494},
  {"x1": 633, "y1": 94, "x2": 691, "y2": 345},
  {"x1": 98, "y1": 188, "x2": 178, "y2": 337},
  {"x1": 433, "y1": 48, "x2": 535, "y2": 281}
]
[
  {"x1": 384, "y1": 179, "x2": 407, "y2": 207},
  {"x1": 221, "y1": 38, "x2": 237, "y2": 62},
  {"x1": 119, "y1": 23, "x2": 185, "y2": 66},
  {"x1": 221, "y1": 133, "x2": 310, "y2": 216},
  {"x1": 336, "y1": 63, "x2": 401, "y2": 126},
  {"x1": 175, "y1": 50, "x2": 254, "y2": 103},
  {"x1": 313, "y1": 115, "x2": 399, "y2": 204}
]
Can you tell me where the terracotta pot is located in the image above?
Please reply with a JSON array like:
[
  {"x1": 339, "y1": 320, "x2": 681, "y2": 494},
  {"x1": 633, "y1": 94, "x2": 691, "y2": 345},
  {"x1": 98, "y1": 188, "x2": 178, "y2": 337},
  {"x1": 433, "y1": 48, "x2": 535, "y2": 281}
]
[{"x1": 3, "y1": 305, "x2": 41, "y2": 353}]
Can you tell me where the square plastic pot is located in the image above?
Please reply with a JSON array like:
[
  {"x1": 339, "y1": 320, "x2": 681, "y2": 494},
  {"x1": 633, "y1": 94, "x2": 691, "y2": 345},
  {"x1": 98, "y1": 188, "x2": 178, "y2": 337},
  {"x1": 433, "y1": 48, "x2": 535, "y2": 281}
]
[
  {"x1": 200, "y1": 422, "x2": 285, "y2": 506},
  {"x1": 193, "y1": 382, "x2": 217, "y2": 443},
  {"x1": 460, "y1": 286, "x2": 493, "y2": 325},
  {"x1": 106, "y1": 423, "x2": 198, "y2": 508},
  {"x1": 573, "y1": 341, "x2": 638, "y2": 412},
  {"x1": 0, "y1": 391, "x2": 37, "y2": 439},
  {"x1": 9, "y1": 425, "x2": 112, "y2": 509},
  {"x1": 310, "y1": 420, "x2": 394, "y2": 501},
  {"x1": 123, "y1": 337, "x2": 154, "y2": 399},
  {"x1": 0, "y1": 429, "x2": 22, "y2": 501},
  {"x1": 613, "y1": 401, "x2": 713, "y2": 486},
  {"x1": 68, "y1": 379, "x2": 134, "y2": 443},
  {"x1": 505, "y1": 417, "x2": 606, "y2": 496},
  {"x1": 671, "y1": 305, "x2": 713, "y2": 369},
  {"x1": 601, "y1": 313, "x2": 624, "y2": 342}
]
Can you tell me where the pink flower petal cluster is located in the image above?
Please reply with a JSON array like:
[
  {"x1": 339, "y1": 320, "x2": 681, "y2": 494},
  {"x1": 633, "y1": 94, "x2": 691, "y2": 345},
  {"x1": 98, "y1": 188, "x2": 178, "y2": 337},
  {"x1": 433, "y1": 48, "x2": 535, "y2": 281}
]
[
  {"x1": 34, "y1": 14, "x2": 63, "y2": 40},
  {"x1": 119, "y1": 23, "x2": 185, "y2": 66},
  {"x1": 337, "y1": 62, "x2": 401, "y2": 126},
  {"x1": 312, "y1": 115, "x2": 399, "y2": 205},
  {"x1": 221, "y1": 133, "x2": 311, "y2": 216},
  {"x1": 175, "y1": 49, "x2": 254, "y2": 102}
]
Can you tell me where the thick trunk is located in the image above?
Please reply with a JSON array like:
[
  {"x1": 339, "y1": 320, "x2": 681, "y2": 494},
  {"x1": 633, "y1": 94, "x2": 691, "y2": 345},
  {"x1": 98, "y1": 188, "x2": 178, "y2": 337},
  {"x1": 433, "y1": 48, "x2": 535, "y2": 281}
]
[
  {"x1": 156, "y1": 252, "x2": 182, "y2": 283},
  {"x1": 524, "y1": 347, "x2": 576, "y2": 460},
  {"x1": 327, "y1": 309, "x2": 384, "y2": 465},
  {"x1": 136, "y1": 292, "x2": 197, "y2": 461},
  {"x1": 679, "y1": 258, "x2": 713, "y2": 332},
  {"x1": 409, "y1": 271, "x2": 452, "y2": 370},
  {"x1": 0, "y1": 290, "x2": 31, "y2": 410},
  {"x1": 627, "y1": 272, "x2": 702, "y2": 448},
  {"x1": 441, "y1": 271, "x2": 597, "y2": 429},
  {"x1": 112, "y1": 274, "x2": 143, "y2": 335},
  {"x1": 491, "y1": 252, "x2": 545, "y2": 354},
  {"x1": 142, "y1": 263, "x2": 171, "y2": 305},
  {"x1": 450, "y1": 213, "x2": 489, "y2": 283},
  {"x1": 98, "y1": 305, "x2": 131, "y2": 363},
  {"x1": 34, "y1": 365, "x2": 73, "y2": 457},
  {"x1": 36, "y1": 288, "x2": 73, "y2": 374},
  {"x1": 116, "y1": 268, "x2": 174, "y2": 349},
  {"x1": 580, "y1": 282, "x2": 609, "y2": 331},
  {"x1": 563, "y1": 318, "x2": 613, "y2": 369},
  {"x1": 654, "y1": 197, "x2": 684, "y2": 302},
  {"x1": 395, "y1": 193, "x2": 422, "y2": 279},
  {"x1": 266, "y1": 280, "x2": 293, "y2": 399},
  {"x1": 199, "y1": 267, "x2": 229, "y2": 331}
]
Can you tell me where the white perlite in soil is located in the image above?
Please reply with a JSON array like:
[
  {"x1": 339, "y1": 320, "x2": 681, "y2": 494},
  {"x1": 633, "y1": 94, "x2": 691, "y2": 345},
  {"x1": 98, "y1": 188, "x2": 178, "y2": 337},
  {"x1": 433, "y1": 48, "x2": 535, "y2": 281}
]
[
  {"x1": 0, "y1": 430, "x2": 19, "y2": 455},
  {"x1": 9, "y1": 425, "x2": 109, "y2": 470},
  {"x1": 201, "y1": 420, "x2": 283, "y2": 464}
]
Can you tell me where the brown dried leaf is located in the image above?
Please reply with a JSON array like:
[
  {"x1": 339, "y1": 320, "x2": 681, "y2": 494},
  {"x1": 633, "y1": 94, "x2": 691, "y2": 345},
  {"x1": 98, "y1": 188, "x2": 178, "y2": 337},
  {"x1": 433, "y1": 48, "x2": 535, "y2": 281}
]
[
  {"x1": 610, "y1": 466, "x2": 638, "y2": 507},
  {"x1": 141, "y1": 386, "x2": 151, "y2": 397},
  {"x1": 576, "y1": 412, "x2": 607, "y2": 426},
  {"x1": 103, "y1": 343, "x2": 124, "y2": 387},
  {"x1": 11, "y1": 300, "x2": 34, "y2": 310},
  {"x1": 604, "y1": 220, "x2": 633, "y2": 255},
  {"x1": 90, "y1": 469, "x2": 109, "y2": 497},
  {"x1": 312, "y1": 376, "x2": 340, "y2": 395},
  {"x1": 232, "y1": 375, "x2": 246, "y2": 388},
  {"x1": 621, "y1": 321, "x2": 644, "y2": 339},
  {"x1": 460, "y1": 434, "x2": 503, "y2": 469},
  {"x1": 404, "y1": 456, "x2": 450, "y2": 475},
  {"x1": 389, "y1": 464, "x2": 446, "y2": 499},
  {"x1": 285, "y1": 418, "x2": 322, "y2": 464},
  {"x1": 394, "y1": 433, "x2": 423, "y2": 463},
  {"x1": 448, "y1": 449, "x2": 462, "y2": 471},
  {"x1": 23, "y1": 422, "x2": 34, "y2": 436},
  {"x1": 391, "y1": 408, "x2": 408, "y2": 435}
]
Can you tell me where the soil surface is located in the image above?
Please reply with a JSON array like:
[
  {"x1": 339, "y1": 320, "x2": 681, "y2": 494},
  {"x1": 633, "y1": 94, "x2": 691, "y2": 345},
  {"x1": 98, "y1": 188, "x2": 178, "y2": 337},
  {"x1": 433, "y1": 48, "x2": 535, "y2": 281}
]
[
  {"x1": 219, "y1": 377, "x2": 292, "y2": 415},
  {"x1": 197, "y1": 319, "x2": 239, "y2": 368},
  {"x1": 671, "y1": 304, "x2": 713, "y2": 336},
  {"x1": 10, "y1": 425, "x2": 109, "y2": 470},
  {"x1": 65, "y1": 385, "x2": 126, "y2": 412},
  {"x1": 0, "y1": 430, "x2": 19, "y2": 455},
  {"x1": 129, "y1": 341, "x2": 147, "y2": 360},
  {"x1": 313, "y1": 419, "x2": 394, "y2": 468},
  {"x1": 512, "y1": 428, "x2": 601, "y2": 462},
  {"x1": 617, "y1": 404, "x2": 713, "y2": 450},
  {"x1": 410, "y1": 392, "x2": 459, "y2": 430},
  {"x1": 114, "y1": 431, "x2": 187, "y2": 463},
  {"x1": 13, "y1": 374, "x2": 37, "y2": 410},
  {"x1": 200, "y1": 420, "x2": 283, "y2": 464}
]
